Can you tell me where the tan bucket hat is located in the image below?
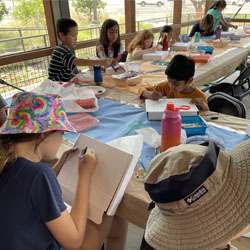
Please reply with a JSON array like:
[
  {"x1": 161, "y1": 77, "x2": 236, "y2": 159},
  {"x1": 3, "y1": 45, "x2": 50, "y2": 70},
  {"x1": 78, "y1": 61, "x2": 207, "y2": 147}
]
[{"x1": 144, "y1": 140, "x2": 250, "y2": 250}]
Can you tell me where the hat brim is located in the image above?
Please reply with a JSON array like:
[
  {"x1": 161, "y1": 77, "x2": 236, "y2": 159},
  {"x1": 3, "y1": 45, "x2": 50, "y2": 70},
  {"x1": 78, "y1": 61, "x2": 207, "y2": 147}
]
[
  {"x1": 145, "y1": 139, "x2": 250, "y2": 250},
  {"x1": 0, "y1": 119, "x2": 77, "y2": 134}
]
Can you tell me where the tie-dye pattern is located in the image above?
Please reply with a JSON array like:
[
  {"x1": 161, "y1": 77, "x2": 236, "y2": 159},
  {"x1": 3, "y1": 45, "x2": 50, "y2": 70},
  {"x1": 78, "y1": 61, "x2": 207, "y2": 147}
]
[{"x1": 0, "y1": 92, "x2": 76, "y2": 134}]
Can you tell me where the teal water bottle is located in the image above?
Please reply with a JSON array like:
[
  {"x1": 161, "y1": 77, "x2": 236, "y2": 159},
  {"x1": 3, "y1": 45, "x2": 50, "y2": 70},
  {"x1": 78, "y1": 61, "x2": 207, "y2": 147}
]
[{"x1": 195, "y1": 32, "x2": 201, "y2": 43}]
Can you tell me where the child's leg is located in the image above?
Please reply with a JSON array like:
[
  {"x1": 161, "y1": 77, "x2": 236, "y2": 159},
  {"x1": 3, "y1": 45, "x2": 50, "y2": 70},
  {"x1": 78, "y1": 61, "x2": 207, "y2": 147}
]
[
  {"x1": 105, "y1": 216, "x2": 128, "y2": 250},
  {"x1": 82, "y1": 215, "x2": 128, "y2": 250},
  {"x1": 82, "y1": 214, "x2": 114, "y2": 250}
]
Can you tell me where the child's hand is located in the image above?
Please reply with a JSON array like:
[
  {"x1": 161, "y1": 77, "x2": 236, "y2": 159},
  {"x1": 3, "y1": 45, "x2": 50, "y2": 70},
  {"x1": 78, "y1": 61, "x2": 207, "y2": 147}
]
[
  {"x1": 156, "y1": 44, "x2": 163, "y2": 50},
  {"x1": 78, "y1": 148, "x2": 96, "y2": 179},
  {"x1": 143, "y1": 90, "x2": 162, "y2": 100},
  {"x1": 111, "y1": 58, "x2": 118, "y2": 66},
  {"x1": 170, "y1": 39, "x2": 176, "y2": 45},
  {"x1": 190, "y1": 98, "x2": 209, "y2": 111},
  {"x1": 100, "y1": 58, "x2": 112, "y2": 67},
  {"x1": 232, "y1": 24, "x2": 238, "y2": 29}
]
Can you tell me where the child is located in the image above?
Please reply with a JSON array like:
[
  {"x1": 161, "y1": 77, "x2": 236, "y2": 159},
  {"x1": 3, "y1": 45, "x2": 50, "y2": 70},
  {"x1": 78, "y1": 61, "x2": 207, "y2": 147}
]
[
  {"x1": 138, "y1": 54, "x2": 209, "y2": 111},
  {"x1": 48, "y1": 18, "x2": 111, "y2": 82},
  {"x1": 0, "y1": 92, "x2": 127, "y2": 250},
  {"x1": 157, "y1": 25, "x2": 175, "y2": 45},
  {"x1": 207, "y1": 0, "x2": 238, "y2": 33},
  {"x1": 96, "y1": 19, "x2": 123, "y2": 65},
  {"x1": 140, "y1": 140, "x2": 250, "y2": 249},
  {"x1": 0, "y1": 94, "x2": 7, "y2": 126},
  {"x1": 189, "y1": 14, "x2": 215, "y2": 37},
  {"x1": 127, "y1": 29, "x2": 163, "y2": 62}
]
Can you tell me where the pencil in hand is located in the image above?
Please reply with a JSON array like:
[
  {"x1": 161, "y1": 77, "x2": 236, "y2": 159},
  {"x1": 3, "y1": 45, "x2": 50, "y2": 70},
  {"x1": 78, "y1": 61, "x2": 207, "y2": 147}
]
[{"x1": 80, "y1": 146, "x2": 88, "y2": 159}]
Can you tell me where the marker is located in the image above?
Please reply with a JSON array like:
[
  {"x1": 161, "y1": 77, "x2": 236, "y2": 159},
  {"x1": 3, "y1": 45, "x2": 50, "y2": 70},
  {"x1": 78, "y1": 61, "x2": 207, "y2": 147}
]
[
  {"x1": 110, "y1": 63, "x2": 118, "y2": 72},
  {"x1": 80, "y1": 146, "x2": 88, "y2": 159}
]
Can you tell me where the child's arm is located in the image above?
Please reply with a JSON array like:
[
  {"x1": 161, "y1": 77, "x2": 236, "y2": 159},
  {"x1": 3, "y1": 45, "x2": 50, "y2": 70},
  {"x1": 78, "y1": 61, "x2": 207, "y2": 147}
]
[
  {"x1": 132, "y1": 44, "x2": 163, "y2": 59},
  {"x1": 0, "y1": 108, "x2": 7, "y2": 127},
  {"x1": 141, "y1": 90, "x2": 163, "y2": 100},
  {"x1": 190, "y1": 98, "x2": 209, "y2": 111},
  {"x1": 219, "y1": 16, "x2": 238, "y2": 30},
  {"x1": 74, "y1": 58, "x2": 112, "y2": 67},
  {"x1": 53, "y1": 148, "x2": 78, "y2": 176},
  {"x1": 46, "y1": 149, "x2": 97, "y2": 250},
  {"x1": 96, "y1": 46, "x2": 106, "y2": 59}
]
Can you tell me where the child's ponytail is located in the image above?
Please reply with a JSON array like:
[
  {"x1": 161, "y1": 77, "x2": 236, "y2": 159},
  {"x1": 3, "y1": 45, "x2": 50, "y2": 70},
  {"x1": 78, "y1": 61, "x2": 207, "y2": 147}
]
[{"x1": 210, "y1": 0, "x2": 226, "y2": 9}]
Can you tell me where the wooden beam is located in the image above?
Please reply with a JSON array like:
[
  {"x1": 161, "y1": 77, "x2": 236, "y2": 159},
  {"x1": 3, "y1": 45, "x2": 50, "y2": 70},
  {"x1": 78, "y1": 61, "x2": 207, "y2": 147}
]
[
  {"x1": 205, "y1": 0, "x2": 210, "y2": 13},
  {"x1": 173, "y1": 0, "x2": 182, "y2": 40},
  {"x1": 125, "y1": 0, "x2": 136, "y2": 48},
  {"x1": 43, "y1": 0, "x2": 57, "y2": 47},
  {"x1": 0, "y1": 48, "x2": 54, "y2": 66}
]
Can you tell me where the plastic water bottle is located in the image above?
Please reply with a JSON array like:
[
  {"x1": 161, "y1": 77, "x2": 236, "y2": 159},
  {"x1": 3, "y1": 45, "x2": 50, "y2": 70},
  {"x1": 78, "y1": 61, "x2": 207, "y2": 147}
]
[
  {"x1": 216, "y1": 25, "x2": 221, "y2": 40},
  {"x1": 93, "y1": 66, "x2": 103, "y2": 85},
  {"x1": 162, "y1": 33, "x2": 168, "y2": 51},
  {"x1": 194, "y1": 32, "x2": 201, "y2": 43},
  {"x1": 161, "y1": 102, "x2": 181, "y2": 152}
]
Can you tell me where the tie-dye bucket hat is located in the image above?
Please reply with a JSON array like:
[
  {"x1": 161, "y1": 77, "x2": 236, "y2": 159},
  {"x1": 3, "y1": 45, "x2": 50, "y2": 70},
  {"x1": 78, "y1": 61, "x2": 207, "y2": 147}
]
[{"x1": 0, "y1": 92, "x2": 76, "y2": 134}]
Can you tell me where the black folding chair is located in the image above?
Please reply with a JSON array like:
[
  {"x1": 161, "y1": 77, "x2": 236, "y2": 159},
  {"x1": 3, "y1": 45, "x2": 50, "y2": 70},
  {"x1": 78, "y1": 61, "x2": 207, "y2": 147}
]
[
  {"x1": 209, "y1": 65, "x2": 250, "y2": 101},
  {"x1": 119, "y1": 51, "x2": 128, "y2": 62},
  {"x1": 208, "y1": 92, "x2": 246, "y2": 118}
]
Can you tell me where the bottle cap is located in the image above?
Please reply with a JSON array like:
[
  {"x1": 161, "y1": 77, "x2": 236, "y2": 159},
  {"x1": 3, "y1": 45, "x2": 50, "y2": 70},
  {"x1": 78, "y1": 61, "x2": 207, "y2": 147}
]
[{"x1": 166, "y1": 102, "x2": 176, "y2": 111}]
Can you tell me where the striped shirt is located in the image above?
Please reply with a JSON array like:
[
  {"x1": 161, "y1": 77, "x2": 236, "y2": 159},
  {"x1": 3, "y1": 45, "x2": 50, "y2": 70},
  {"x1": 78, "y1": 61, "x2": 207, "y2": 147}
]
[{"x1": 48, "y1": 45, "x2": 77, "y2": 82}]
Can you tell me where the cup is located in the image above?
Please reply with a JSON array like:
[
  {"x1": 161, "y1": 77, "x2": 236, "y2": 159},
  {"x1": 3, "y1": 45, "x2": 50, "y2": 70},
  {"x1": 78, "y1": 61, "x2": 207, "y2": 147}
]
[{"x1": 93, "y1": 66, "x2": 103, "y2": 85}]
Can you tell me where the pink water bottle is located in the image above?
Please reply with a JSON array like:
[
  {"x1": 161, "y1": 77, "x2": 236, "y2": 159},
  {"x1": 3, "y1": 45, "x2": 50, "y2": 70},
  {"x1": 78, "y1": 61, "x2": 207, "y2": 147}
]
[
  {"x1": 162, "y1": 33, "x2": 168, "y2": 51},
  {"x1": 161, "y1": 102, "x2": 181, "y2": 152}
]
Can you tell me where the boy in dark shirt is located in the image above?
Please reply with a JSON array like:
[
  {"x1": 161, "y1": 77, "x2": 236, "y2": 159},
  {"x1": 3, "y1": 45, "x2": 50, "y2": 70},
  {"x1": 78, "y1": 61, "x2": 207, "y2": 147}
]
[{"x1": 48, "y1": 18, "x2": 111, "y2": 82}]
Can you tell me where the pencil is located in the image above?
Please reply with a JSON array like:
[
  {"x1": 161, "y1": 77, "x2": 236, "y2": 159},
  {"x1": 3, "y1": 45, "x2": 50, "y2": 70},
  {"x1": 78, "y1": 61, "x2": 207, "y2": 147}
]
[
  {"x1": 136, "y1": 162, "x2": 140, "y2": 178},
  {"x1": 139, "y1": 158, "x2": 146, "y2": 172}
]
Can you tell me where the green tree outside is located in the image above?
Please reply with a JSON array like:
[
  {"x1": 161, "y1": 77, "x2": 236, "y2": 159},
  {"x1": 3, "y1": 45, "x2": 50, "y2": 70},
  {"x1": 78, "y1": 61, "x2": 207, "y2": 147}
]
[
  {"x1": 72, "y1": 0, "x2": 107, "y2": 21},
  {"x1": 12, "y1": 0, "x2": 45, "y2": 26},
  {"x1": 0, "y1": 0, "x2": 9, "y2": 22}
]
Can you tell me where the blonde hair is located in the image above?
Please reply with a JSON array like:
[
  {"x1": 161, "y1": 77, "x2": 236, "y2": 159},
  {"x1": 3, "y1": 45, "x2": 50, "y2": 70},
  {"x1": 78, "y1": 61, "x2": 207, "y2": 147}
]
[
  {"x1": 200, "y1": 14, "x2": 215, "y2": 33},
  {"x1": 127, "y1": 29, "x2": 154, "y2": 53},
  {"x1": 0, "y1": 132, "x2": 54, "y2": 174}
]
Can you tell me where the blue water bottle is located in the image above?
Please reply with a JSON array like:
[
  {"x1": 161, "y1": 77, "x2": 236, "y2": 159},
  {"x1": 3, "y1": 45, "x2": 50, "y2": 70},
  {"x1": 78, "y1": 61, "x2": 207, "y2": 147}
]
[{"x1": 93, "y1": 66, "x2": 103, "y2": 86}]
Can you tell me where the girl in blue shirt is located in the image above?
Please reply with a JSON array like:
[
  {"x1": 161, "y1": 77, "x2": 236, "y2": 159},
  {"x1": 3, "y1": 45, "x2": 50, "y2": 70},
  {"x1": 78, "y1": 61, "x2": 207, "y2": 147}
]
[
  {"x1": 207, "y1": 0, "x2": 238, "y2": 33},
  {"x1": 0, "y1": 92, "x2": 127, "y2": 250}
]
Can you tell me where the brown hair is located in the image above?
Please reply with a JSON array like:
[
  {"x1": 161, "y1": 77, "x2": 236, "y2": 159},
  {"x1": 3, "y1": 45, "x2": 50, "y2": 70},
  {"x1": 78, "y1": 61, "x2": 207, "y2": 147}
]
[
  {"x1": 160, "y1": 25, "x2": 173, "y2": 36},
  {"x1": 210, "y1": 0, "x2": 226, "y2": 9},
  {"x1": 0, "y1": 132, "x2": 55, "y2": 174},
  {"x1": 127, "y1": 29, "x2": 154, "y2": 53},
  {"x1": 97, "y1": 19, "x2": 121, "y2": 58},
  {"x1": 200, "y1": 14, "x2": 215, "y2": 33}
]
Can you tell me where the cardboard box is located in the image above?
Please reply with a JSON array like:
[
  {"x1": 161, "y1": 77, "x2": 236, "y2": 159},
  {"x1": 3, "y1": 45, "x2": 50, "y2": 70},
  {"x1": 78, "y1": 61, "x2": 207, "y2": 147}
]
[{"x1": 145, "y1": 98, "x2": 199, "y2": 120}]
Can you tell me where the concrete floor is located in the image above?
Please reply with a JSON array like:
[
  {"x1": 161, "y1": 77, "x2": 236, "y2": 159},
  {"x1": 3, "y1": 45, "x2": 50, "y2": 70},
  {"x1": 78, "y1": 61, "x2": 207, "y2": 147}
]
[{"x1": 125, "y1": 71, "x2": 250, "y2": 250}]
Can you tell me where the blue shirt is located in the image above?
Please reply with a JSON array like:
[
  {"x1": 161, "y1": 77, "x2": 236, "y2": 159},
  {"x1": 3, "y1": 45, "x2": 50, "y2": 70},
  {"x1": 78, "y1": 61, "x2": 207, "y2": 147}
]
[
  {"x1": 0, "y1": 158, "x2": 66, "y2": 250},
  {"x1": 207, "y1": 9, "x2": 222, "y2": 32}
]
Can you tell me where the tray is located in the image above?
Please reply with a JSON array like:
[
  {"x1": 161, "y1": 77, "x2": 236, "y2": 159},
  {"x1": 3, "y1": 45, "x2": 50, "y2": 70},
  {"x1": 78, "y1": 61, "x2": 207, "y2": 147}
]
[
  {"x1": 181, "y1": 116, "x2": 207, "y2": 137},
  {"x1": 68, "y1": 113, "x2": 99, "y2": 132},
  {"x1": 197, "y1": 46, "x2": 214, "y2": 54}
]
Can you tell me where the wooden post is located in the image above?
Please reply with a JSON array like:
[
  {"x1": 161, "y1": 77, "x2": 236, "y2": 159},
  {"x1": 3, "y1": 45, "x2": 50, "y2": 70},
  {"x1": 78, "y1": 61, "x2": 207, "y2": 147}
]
[
  {"x1": 43, "y1": 0, "x2": 57, "y2": 47},
  {"x1": 125, "y1": 0, "x2": 136, "y2": 49},
  {"x1": 204, "y1": 0, "x2": 210, "y2": 13},
  {"x1": 173, "y1": 0, "x2": 182, "y2": 41}
]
